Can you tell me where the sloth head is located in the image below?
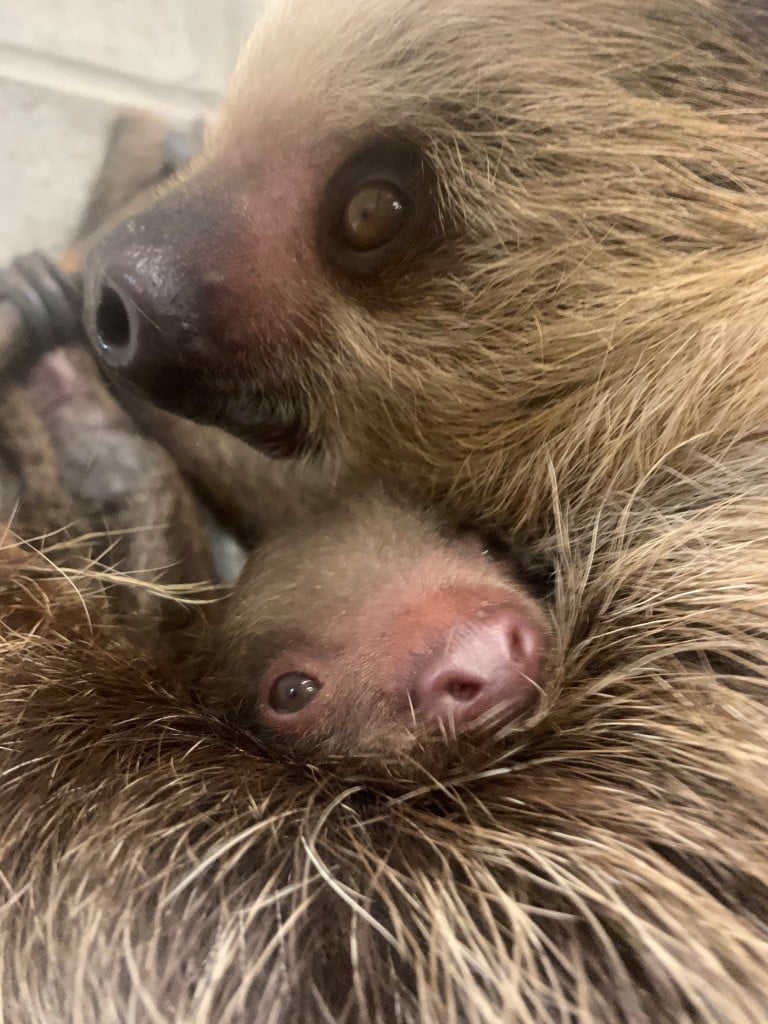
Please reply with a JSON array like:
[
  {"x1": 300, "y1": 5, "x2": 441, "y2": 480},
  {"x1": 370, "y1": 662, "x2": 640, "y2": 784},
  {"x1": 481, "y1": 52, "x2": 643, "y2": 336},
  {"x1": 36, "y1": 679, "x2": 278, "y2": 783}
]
[{"x1": 85, "y1": 0, "x2": 768, "y2": 528}]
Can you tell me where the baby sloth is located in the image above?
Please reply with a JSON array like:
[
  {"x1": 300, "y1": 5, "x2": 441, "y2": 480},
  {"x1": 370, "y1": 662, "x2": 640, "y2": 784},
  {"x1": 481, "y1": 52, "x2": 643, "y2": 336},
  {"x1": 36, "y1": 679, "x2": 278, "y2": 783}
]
[{"x1": 206, "y1": 493, "x2": 549, "y2": 761}]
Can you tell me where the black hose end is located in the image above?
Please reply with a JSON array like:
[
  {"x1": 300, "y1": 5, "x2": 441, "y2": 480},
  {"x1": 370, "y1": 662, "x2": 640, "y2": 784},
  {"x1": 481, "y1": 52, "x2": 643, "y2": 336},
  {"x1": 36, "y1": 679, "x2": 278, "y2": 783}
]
[{"x1": 0, "y1": 251, "x2": 83, "y2": 356}]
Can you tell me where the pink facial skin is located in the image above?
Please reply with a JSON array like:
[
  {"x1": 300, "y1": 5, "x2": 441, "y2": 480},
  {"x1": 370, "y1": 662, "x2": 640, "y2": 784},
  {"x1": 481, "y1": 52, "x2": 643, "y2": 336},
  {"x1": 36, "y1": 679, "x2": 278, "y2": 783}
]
[{"x1": 209, "y1": 496, "x2": 550, "y2": 762}]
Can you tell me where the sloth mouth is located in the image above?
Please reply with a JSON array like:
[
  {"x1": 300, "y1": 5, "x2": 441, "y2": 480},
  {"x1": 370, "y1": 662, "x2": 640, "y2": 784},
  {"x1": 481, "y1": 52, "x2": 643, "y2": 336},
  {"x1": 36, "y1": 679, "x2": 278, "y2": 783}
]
[
  {"x1": 159, "y1": 387, "x2": 308, "y2": 459},
  {"x1": 206, "y1": 389, "x2": 308, "y2": 458},
  {"x1": 100, "y1": 363, "x2": 309, "y2": 458}
]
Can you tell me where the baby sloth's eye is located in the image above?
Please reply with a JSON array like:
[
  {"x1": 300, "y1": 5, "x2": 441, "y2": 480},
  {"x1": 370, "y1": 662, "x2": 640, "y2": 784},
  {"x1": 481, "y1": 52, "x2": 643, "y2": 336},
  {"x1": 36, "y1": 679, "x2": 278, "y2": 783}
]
[
  {"x1": 269, "y1": 672, "x2": 323, "y2": 713},
  {"x1": 342, "y1": 182, "x2": 410, "y2": 252}
]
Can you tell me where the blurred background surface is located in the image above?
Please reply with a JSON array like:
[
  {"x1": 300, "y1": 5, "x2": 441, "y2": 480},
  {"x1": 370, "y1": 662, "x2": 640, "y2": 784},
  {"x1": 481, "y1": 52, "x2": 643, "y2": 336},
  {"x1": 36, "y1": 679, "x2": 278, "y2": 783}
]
[{"x1": 0, "y1": 0, "x2": 264, "y2": 263}]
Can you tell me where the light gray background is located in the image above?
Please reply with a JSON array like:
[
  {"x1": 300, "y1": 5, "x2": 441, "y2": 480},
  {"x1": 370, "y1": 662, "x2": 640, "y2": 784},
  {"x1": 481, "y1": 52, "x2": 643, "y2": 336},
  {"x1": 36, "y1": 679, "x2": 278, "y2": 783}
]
[{"x1": 0, "y1": 0, "x2": 265, "y2": 263}]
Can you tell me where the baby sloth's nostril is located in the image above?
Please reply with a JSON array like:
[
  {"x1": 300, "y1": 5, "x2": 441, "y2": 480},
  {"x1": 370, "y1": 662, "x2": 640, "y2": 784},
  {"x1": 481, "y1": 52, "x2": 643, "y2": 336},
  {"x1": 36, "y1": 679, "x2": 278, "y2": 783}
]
[
  {"x1": 413, "y1": 602, "x2": 543, "y2": 729},
  {"x1": 444, "y1": 677, "x2": 482, "y2": 704}
]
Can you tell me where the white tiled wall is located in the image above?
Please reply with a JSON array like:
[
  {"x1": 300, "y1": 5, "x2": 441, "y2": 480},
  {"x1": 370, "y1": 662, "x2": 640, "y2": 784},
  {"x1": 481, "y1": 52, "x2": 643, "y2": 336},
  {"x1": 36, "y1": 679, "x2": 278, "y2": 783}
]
[{"x1": 0, "y1": 0, "x2": 263, "y2": 262}]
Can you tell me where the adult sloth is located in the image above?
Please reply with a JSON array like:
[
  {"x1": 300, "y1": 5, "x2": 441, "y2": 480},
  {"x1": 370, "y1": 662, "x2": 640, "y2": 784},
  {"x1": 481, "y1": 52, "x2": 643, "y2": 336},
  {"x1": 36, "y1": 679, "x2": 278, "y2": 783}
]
[{"x1": 7, "y1": 2, "x2": 768, "y2": 1021}]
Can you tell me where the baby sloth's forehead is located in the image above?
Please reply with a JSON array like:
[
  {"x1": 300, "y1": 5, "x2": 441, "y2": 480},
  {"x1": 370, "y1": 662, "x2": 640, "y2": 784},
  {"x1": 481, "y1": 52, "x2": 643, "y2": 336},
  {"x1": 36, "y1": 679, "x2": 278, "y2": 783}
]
[{"x1": 246, "y1": 508, "x2": 507, "y2": 610}]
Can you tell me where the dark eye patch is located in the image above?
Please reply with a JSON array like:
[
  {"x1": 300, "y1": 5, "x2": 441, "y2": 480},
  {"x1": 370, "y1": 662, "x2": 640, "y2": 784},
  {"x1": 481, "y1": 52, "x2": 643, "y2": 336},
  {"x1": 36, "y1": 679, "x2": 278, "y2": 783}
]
[
  {"x1": 453, "y1": 520, "x2": 556, "y2": 601},
  {"x1": 318, "y1": 136, "x2": 439, "y2": 278}
]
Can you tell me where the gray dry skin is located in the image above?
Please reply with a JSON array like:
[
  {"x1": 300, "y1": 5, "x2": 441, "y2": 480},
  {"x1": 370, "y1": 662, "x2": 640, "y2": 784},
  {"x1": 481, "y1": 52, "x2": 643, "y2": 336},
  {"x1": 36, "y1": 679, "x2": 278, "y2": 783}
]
[
  {"x1": 0, "y1": 342, "x2": 211, "y2": 638},
  {"x1": 2, "y1": 3, "x2": 768, "y2": 1024},
  {"x1": 0, "y1": 110, "x2": 214, "y2": 636}
]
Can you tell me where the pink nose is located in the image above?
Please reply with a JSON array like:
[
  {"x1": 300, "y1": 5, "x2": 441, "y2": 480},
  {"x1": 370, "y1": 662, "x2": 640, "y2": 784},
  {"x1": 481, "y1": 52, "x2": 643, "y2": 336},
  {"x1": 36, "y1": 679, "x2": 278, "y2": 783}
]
[{"x1": 414, "y1": 605, "x2": 541, "y2": 729}]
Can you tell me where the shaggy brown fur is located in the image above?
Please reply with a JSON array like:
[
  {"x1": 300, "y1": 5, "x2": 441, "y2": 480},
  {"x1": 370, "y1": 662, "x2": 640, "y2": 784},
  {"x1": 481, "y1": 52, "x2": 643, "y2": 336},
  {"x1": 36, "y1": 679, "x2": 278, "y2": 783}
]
[
  {"x1": 0, "y1": 492, "x2": 767, "y2": 1024},
  {"x1": 3, "y1": 1, "x2": 768, "y2": 1022}
]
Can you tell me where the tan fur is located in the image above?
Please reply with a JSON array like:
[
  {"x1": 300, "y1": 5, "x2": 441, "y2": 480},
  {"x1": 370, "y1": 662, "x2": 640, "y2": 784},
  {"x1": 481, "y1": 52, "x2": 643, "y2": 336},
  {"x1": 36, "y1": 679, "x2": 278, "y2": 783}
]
[
  {"x1": 208, "y1": 0, "x2": 768, "y2": 536},
  {"x1": 0, "y1": 491, "x2": 766, "y2": 1023},
  {"x1": 7, "y1": 2, "x2": 768, "y2": 1022}
]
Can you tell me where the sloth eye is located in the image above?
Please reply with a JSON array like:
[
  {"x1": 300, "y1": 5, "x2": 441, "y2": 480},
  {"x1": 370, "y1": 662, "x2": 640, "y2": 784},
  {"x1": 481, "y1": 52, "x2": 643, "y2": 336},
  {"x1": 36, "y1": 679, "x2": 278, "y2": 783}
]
[
  {"x1": 342, "y1": 182, "x2": 410, "y2": 252},
  {"x1": 480, "y1": 533, "x2": 513, "y2": 564},
  {"x1": 269, "y1": 672, "x2": 323, "y2": 713},
  {"x1": 319, "y1": 137, "x2": 437, "y2": 278}
]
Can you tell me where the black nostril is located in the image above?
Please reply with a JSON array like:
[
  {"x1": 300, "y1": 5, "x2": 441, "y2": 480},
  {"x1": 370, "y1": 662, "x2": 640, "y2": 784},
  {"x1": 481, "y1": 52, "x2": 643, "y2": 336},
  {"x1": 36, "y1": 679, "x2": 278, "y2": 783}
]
[
  {"x1": 95, "y1": 284, "x2": 136, "y2": 367},
  {"x1": 444, "y1": 677, "x2": 482, "y2": 704}
]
